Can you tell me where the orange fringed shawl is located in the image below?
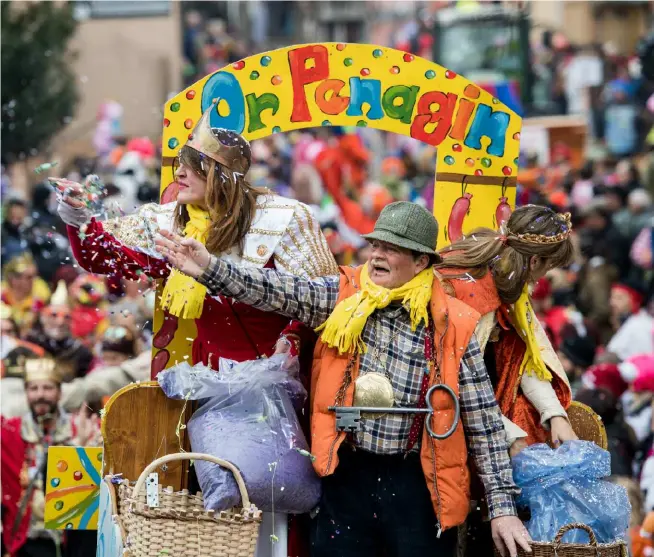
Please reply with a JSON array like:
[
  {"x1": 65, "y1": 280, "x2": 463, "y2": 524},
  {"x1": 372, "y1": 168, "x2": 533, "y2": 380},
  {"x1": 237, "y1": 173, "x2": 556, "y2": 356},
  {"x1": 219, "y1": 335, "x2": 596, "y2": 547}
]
[{"x1": 438, "y1": 268, "x2": 571, "y2": 445}]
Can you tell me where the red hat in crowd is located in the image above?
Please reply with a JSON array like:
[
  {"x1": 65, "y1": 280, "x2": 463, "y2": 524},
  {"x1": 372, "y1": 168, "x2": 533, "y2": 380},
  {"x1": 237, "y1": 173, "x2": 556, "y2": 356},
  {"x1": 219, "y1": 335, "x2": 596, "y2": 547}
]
[
  {"x1": 612, "y1": 283, "x2": 645, "y2": 314},
  {"x1": 621, "y1": 354, "x2": 654, "y2": 393},
  {"x1": 582, "y1": 363, "x2": 629, "y2": 399},
  {"x1": 532, "y1": 277, "x2": 552, "y2": 301}
]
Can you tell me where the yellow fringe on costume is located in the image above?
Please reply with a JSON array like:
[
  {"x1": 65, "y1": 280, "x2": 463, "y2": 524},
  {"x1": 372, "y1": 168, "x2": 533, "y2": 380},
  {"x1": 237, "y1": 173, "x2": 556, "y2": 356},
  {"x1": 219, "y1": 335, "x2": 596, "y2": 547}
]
[
  {"x1": 507, "y1": 285, "x2": 552, "y2": 382},
  {"x1": 316, "y1": 263, "x2": 433, "y2": 355},
  {"x1": 159, "y1": 205, "x2": 210, "y2": 320}
]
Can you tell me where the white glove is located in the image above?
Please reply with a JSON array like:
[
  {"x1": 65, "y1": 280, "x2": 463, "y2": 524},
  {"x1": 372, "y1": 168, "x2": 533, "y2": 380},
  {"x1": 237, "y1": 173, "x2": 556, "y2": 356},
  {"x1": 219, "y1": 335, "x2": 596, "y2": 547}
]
[{"x1": 57, "y1": 200, "x2": 91, "y2": 228}]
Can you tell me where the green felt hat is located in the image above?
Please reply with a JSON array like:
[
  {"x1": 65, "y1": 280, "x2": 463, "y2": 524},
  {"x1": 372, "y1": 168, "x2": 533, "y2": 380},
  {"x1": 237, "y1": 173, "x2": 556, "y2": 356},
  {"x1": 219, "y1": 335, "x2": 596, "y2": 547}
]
[{"x1": 362, "y1": 201, "x2": 440, "y2": 260}]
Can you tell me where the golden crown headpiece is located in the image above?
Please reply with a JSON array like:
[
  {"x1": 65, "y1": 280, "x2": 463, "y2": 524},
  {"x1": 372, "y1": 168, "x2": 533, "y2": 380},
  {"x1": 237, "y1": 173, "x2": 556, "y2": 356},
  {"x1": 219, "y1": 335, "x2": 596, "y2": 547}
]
[
  {"x1": 507, "y1": 212, "x2": 572, "y2": 245},
  {"x1": 24, "y1": 358, "x2": 61, "y2": 384},
  {"x1": 3, "y1": 253, "x2": 36, "y2": 276},
  {"x1": 185, "y1": 101, "x2": 251, "y2": 175}
]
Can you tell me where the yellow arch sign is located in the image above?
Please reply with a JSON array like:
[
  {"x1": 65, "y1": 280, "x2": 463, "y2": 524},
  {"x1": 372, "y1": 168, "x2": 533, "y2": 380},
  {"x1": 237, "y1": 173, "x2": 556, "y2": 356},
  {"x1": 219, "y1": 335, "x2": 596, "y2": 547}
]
[{"x1": 153, "y1": 42, "x2": 522, "y2": 372}]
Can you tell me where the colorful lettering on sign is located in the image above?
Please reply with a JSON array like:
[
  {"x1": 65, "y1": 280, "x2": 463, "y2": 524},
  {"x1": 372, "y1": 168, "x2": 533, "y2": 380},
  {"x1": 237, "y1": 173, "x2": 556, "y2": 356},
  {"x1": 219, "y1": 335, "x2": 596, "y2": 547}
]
[{"x1": 191, "y1": 47, "x2": 513, "y2": 156}]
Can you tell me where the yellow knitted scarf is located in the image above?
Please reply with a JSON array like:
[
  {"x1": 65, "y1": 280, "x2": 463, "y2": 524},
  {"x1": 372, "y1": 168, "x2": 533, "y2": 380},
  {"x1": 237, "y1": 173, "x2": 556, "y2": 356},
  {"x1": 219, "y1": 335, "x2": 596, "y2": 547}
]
[
  {"x1": 507, "y1": 284, "x2": 552, "y2": 382},
  {"x1": 159, "y1": 205, "x2": 210, "y2": 319},
  {"x1": 316, "y1": 263, "x2": 433, "y2": 355}
]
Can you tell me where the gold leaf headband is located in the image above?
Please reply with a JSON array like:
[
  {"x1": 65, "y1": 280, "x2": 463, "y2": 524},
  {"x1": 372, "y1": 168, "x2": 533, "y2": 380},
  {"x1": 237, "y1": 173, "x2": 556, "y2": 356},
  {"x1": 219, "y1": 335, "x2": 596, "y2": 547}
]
[{"x1": 507, "y1": 212, "x2": 572, "y2": 245}]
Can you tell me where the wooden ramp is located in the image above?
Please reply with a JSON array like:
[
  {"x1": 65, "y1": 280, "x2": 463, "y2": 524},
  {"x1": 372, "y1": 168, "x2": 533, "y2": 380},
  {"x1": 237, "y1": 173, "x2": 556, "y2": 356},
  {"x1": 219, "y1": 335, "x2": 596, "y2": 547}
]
[{"x1": 101, "y1": 382, "x2": 192, "y2": 489}]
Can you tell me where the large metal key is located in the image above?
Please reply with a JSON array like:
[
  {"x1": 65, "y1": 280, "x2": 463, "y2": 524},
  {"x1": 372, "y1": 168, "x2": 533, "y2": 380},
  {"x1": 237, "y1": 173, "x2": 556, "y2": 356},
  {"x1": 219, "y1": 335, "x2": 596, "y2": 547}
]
[{"x1": 328, "y1": 384, "x2": 460, "y2": 440}]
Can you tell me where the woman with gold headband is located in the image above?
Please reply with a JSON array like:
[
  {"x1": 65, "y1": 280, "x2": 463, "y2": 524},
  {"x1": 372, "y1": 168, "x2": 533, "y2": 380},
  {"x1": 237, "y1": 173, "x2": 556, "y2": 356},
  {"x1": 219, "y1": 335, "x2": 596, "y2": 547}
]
[
  {"x1": 52, "y1": 104, "x2": 337, "y2": 556},
  {"x1": 436, "y1": 205, "x2": 576, "y2": 452},
  {"x1": 436, "y1": 206, "x2": 575, "y2": 557}
]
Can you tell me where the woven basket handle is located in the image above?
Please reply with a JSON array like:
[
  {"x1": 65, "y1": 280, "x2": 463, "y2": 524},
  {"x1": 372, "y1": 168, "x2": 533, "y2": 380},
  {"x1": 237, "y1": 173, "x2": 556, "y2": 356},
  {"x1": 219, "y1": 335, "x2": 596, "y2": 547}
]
[
  {"x1": 132, "y1": 452, "x2": 252, "y2": 509},
  {"x1": 553, "y1": 523, "x2": 598, "y2": 552}
]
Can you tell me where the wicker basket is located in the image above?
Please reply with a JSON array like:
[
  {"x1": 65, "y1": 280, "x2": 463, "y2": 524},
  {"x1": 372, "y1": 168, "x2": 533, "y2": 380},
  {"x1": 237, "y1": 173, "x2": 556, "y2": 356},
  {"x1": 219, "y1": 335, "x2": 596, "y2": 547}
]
[
  {"x1": 116, "y1": 452, "x2": 262, "y2": 557},
  {"x1": 493, "y1": 524, "x2": 627, "y2": 557}
]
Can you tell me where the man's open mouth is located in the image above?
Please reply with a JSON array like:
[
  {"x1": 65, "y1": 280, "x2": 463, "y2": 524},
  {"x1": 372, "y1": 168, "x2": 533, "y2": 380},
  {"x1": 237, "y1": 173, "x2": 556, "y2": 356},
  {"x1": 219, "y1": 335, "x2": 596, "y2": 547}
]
[{"x1": 371, "y1": 263, "x2": 390, "y2": 275}]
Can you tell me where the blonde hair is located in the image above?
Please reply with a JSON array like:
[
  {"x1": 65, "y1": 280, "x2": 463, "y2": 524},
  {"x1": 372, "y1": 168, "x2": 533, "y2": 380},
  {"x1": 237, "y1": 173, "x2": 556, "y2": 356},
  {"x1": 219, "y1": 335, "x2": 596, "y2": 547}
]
[
  {"x1": 436, "y1": 205, "x2": 574, "y2": 304},
  {"x1": 173, "y1": 145, "x2": 268, "y2": 255}
]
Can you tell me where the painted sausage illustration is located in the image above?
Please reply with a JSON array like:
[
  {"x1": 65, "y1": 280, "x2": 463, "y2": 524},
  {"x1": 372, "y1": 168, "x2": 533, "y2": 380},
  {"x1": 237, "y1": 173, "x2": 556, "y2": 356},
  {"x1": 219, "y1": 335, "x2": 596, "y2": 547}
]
[
  {"x1": 153, "y1": 313, "x2": 179, "y2": 349},
  {"x1": 151, "y1": 349, "x2": 170, "y2": 378},
  {"x1": 447, "y1": 192, "x2": 472, "y2": 243},
  {"x1": 495, "y1": 196, "x2": 512, "y2": 230},
  {"x1": 160, "y1": 182, "x2": 180, "y2": 205}
]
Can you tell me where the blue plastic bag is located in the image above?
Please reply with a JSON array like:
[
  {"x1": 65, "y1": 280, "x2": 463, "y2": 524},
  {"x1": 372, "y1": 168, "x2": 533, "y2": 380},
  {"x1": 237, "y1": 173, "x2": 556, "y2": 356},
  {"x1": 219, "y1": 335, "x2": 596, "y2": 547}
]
[{"x1": 513, "y1": 441, "x2": 630, "y2": 544}]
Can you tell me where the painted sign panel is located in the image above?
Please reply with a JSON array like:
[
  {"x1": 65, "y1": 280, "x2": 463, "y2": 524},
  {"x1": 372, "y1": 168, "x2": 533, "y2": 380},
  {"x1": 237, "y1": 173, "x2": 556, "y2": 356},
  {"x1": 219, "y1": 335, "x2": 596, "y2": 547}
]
[
  {"x1": 153, "y1": 42, "x2": 523, "y2": 371},
  {"x1": 45, "y1": 446, "x2": 102, "y2": 530}
]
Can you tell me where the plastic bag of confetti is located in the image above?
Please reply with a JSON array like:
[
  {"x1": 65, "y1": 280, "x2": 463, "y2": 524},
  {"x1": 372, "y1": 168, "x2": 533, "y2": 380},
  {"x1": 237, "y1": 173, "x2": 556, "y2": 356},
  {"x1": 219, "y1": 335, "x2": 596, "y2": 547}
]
[
  {"x1": 160, "y1": 355, "x2": 320, "y2": 514},
  {"x1": 157, "y1": 354, "x2": 307, "y2": 409},
  {"x1": 513, "y1": 440, "x2": 630, "y2": 544}
]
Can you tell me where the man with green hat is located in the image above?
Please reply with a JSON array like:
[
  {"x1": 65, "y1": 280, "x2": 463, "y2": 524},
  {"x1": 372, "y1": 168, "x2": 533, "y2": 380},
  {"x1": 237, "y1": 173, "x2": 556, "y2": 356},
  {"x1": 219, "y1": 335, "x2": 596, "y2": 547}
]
[{"x1": 156, "y1": 201, "x2": 531, "y2": 557}]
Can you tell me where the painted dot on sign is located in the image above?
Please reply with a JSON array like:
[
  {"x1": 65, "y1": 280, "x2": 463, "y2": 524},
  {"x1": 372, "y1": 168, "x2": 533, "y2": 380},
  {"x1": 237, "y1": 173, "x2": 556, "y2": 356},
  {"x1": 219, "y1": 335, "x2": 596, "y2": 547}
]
[
  {"x1": 514, "y1": 157, "x2": 519, "y2": 165},
  {"x1": 97, "y1": 452, "x2": 103, "y2": 462},
  {"x1": 188, "y1": 134, "x2": 193, "y2": 140},
  {"x1": 403, "y1": 53, "x2": 414, "y2": 62},
  {"x1": 425, "y1": 70, "x2": 436, "y2": 79},
  {"x1": 65, "y1": 523, "x2": 73, "y2": 530},
  {"x1": 360, "y1": 68, "x2": 370, "y2": 76},
  {"x1": 271, "y1": 75, "x2": 282, "y2": 85},
  {"x1": 481, "y1": 158, "x2": 492, "y2": 168},
  {"x1": 356, "y1": 120, "x2": 367, "y2": 127},
  {"x1": 492, "y1": 98, "x2": 499, "y2": 104},
  {"x1": 465, "y1": 158, "x2": 475, "y2": 167},
  {"x1": 55, "y1": 501, "x2": 64, "y2": 511},
  {"x1": 445, "y1": 70, "x2": 457, "y2": 79},
  {"x1": 453, "y1": 144, "x2": 462, "y2": 152},
  {"x1": 260, "y1": 55, "x2": 271, "y2": 66},
  {"x1": 444, "y1": 155, "x2": 455, "y2": 165},
  {"x1": 336, "y1": 43, "x2": 346, "y2": 51},
  {"x1": 170, "y1": 102, "x2": 180, "y2": 113},
  {"x1": 463, "y1": 84, "x2": 481, "y2": 99},
  {"x1": 163, "y1": 118, "x2": 170, "y2": 128},
  {"x1": 389, "y1": 66, "x2": 400, "y2": 75},
  {"x1": 272, "y1": 126, "x2": 281, "y2": 134},
  {"x1": 56, "y1": 460, "x2": 68, "y2": 472},
  {"x1": 502, "y1": 166, "x2": 513, "y2": 176},
  {"x1": 250, "y1": 71, "x2": 260, "y2": 80},
  {"x1": 232, "y1": 60, "x2": 245, "y2": 70},
  {"x1": 322, "y1": 120, "x2": 331, "y2": 126},
  {"x1": 184, "y1": 119, "x2": 193, "y2": 129},
  {"x1": 373, "y1": 49, "x2": 383, "y2": 58},
  {"x1": 513, "y1": 132, "x2": 521, "y2": 140},
  {"x1": 73, "y1": 470, "x2": 83, "y2": 481},
  {"x1": 168, "y1": 138, "x2": 179, "y2": 149},
  {"x1": 474, "y1": 169, "x2": 484, "y2": 176},
  {"x1": 50, "y1": 478, "x2": 60, "y2": 488},
  {"x1": 185, "y1": 90, "x2": 196, "y2": 100},
  {"x1": 344, "y1": 58, "x2": 353, "y2": 67}
]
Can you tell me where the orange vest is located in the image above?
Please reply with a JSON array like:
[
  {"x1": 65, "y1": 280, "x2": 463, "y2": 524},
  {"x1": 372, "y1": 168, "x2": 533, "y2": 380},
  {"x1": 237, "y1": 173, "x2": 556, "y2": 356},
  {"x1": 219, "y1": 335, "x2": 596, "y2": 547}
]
[{"x1": 310, "y1": 266, "x2": 480, "y2": 531}]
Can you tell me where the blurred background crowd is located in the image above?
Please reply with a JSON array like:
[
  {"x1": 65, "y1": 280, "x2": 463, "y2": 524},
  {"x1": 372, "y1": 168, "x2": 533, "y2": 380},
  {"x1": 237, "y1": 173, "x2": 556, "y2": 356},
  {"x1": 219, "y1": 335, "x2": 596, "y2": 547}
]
[{"x1": 3, "y1": 0, "x2": 654, "y2": 555}]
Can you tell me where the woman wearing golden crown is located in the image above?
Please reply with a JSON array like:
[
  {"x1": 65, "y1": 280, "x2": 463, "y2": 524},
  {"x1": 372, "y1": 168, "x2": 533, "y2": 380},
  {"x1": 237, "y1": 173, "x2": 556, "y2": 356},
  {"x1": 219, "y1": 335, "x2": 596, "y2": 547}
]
[
  {"x1": 53, "y1": 103, "x2": 338, "y2": 557},
  {"x1": 435, "y1": 206, "x2": 577, "y2": 555}
]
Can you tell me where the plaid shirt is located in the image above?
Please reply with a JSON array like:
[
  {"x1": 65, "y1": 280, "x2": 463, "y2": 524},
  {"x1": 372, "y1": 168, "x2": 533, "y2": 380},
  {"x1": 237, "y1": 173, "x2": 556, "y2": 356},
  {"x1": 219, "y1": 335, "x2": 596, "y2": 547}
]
[{"x1": 199, "y1": 257, "x2": 519, "y2": 518}]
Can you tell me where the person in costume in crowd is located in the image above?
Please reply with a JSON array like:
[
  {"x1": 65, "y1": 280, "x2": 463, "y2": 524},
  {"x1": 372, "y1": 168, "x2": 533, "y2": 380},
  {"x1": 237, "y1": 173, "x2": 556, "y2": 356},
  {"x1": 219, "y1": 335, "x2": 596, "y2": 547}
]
[
  {"x1": 155, "y1": 201, "x2": 532, "y2": 557},
  {"x1": 24, "y1": 282, "x2": 94, "y2": 382},
  {"x1": 53, "y1": 103, "x2": 338, "y2": 557},
  {"x1": 61, "y1": 345, "x2": 150, "y2": 413},
  {"x1": 1, "y1": 344, "x2": 44, "y2": 419},
  {"x1": 68, "y1": 274, "x2": 110, "y2": 348},
  {"x1": 609, "y1": 280, "x2": 647, "y2": 334},
  {"x1": 1, "y1": 358, "x2": 100, "y2": 557},
  {"x1": 434, "y1": 205, "x2": 577, "y2": 452},
  {"x1": 1, "y1": 254, "x2": 50, "y2": 338}
]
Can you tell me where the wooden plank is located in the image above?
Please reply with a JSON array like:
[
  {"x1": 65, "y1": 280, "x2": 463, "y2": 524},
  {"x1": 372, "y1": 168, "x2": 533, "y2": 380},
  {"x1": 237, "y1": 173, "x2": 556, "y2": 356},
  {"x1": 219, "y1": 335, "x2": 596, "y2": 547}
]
[{"x1": 101, "y1": 382, "x2": 192, "y2": 490}]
